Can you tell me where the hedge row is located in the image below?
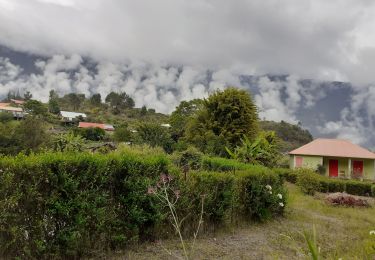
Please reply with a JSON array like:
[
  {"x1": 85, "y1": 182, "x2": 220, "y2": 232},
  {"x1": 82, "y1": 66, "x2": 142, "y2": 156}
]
[
  {"x1": 0, "y1": 150, "x2": 286, "y2": 258},
  {"x1": 276, "y1": 168, "x2": 375, "y2": 197}
]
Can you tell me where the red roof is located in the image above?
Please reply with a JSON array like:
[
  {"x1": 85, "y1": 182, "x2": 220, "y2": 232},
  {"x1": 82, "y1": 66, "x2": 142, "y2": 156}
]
[
  {"x1": 289, "y1": 138, "x2": 375, "y2": 159},
  {"x1": 10, "y1": 99, "x2": 25, "y2": 105},
  {"x1": 78, "y1": 122, "x2": 114, "y2": 131}
]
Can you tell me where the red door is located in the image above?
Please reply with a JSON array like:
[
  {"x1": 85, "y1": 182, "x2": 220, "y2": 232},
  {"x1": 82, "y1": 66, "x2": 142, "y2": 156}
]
[
  {"x1": 352, "y1": 161, "x2": 363, "y2": 177},
  {"x1": 329, "y1": 160, "x2": 338, "y2": 177}
]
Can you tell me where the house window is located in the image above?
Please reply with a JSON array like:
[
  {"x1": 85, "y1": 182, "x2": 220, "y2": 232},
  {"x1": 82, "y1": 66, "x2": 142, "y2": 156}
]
[{"x1": 296, "y1": 156, "x2": 303, "y2": 167}]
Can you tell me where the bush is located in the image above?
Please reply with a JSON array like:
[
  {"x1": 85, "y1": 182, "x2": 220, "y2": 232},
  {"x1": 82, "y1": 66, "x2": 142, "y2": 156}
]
[
  {"x1": 296, "y1": 169, "x2": 321, "y2": 195},
  {"x1": 171, "y1": 146, "x2": 203, "y2": 171},
  {"x1": 345, "y1": 181, "x2": 372, "y2": 196},
  {"x1": 201, "y1": 156, "x2": 268, "y2": 173},
  {"x1": 75, "y1": 127, "x2": 106, "y2": 141},
  {"x1": 274, "y1": 168, "x2": 298, "y2": 183},
  {"x1": 185, "y1": 170, "x2": 286, "y2": 224},
  {"x1": 0, "y1": 150, "x2": 286, "y2": 258}
]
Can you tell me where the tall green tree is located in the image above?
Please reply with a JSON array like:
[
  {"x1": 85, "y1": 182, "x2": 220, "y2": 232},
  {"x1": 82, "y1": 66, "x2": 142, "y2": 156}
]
[
  {"x1": 105, "y1": 92, "x2": 135, "y2": 110},
  {"x1": 169, "y1": 99, "x2": 203, "y2": 140},
  {"x1": 23, "y1": 91, "x2": 32, "y2": 101},
  {"x1": 90, "y1": 93, "x2": 102, "y2": 106},
  {"x1": 24, "y1": 100, "x2": 48, "y2": 116},
  {"x1": 48, "y1": 90, "x2": 61, "y2": 114},
  {"x1": 186, "y1": 87, "x2": 259, "y2": 155}
]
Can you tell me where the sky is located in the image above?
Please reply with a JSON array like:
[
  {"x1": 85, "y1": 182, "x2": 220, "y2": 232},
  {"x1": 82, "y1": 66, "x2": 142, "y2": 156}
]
[{"x1": 0, "y1": 0, "x2": 375, "y2": 147}]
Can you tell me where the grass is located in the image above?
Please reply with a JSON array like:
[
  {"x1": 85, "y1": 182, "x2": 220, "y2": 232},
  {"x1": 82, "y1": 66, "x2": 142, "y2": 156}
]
[{"x1": 110, "y1": 183, "x2": 375, "y2": 259}]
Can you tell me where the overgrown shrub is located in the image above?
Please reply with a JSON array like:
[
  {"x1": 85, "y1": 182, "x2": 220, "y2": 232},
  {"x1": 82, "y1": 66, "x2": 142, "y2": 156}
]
[
  {"x1": 274, "y1": 168, "x2": 298, "y2": 183},
  {"x1": 171, "y1": 146, "x2": 203, "y2": 171}
]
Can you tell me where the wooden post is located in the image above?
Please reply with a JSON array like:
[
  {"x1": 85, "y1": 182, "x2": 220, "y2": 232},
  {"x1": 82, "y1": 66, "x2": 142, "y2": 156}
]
[{"x1": 348, "y1": 159, "x2": 351, "y2": 179}]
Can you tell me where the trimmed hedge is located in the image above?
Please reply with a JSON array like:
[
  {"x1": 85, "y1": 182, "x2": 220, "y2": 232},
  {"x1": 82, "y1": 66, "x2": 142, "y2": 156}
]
[
  {"x1": 280, "y1": 168, "x2": 374, "y2": 197},
  {"x1": 0, "y1": 151, "x2": 286, "y2": 258},
  {"x1": 201, "y1": 156, "x2": 269, "y2": 173}
]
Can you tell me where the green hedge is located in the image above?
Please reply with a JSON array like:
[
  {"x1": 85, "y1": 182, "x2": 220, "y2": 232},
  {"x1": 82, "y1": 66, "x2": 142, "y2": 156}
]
[
  {"x1": 286, "y1": 168, "x2": 374, "y2": 196},
  {"x1": 0, "y1": 151, "x2": 286, "y2": 258},
  {"x1": 185, "y1": 170, "x2": 286, "y2": 224}
]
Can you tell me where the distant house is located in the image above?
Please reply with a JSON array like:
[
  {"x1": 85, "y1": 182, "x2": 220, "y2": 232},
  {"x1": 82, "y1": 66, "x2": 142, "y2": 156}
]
[
  {"x1": 78, "y1": 122, "x2": 115, "y2": 131},
  {"x1": 0, "y1": 105, "x2": 25, "y2": 118},
  {"x1": 289, "y1": 138, "x2": 375, "y2": 179},
  {"x1": 10, "y1": 99, "x2": 25, "y2": 105},
  {"x1": 60, "y1": 111, "x2": 87, "y2": 122}
]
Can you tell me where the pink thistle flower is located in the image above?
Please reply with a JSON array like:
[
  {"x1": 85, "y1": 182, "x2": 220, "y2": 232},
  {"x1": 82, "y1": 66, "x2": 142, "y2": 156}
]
[{"x1": 147, "y1": 186, "x2": 156, "y2": 194}]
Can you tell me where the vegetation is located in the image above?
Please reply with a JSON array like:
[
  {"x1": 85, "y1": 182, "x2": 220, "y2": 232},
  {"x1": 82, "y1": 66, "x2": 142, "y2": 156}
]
[
  {"x1": 0, "y1": 147, "x2": 286, "y2": 258},
  {"x1": 0, "y1": 87, "x2": 320, "y2": 258}
]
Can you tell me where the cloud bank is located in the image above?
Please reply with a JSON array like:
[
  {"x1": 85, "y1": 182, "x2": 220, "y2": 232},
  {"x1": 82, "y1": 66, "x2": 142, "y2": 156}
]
[{"x1": 0, "y1": 0, "x2": 375, "y2": 147}]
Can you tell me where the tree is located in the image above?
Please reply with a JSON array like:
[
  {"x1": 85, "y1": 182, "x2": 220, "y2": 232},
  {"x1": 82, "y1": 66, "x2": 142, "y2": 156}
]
[
  {"x1": 23, "y1": 91, "x2": 32, "y2": 101},
  {"x1": 186, "y1": 87, "x2": 259, "y2": 155},
  {"x1": 24, "y1": 100, "x2": 48, "y2": 116},
  {"x1": 64, "y1": 93, "x2": 85, "y2": 110},
  {"x1": 226, "y1": 131, "x2": 280, "y2": 167},
  {"x1": 113, "y1": 126, "x2": 132, "y2": 142},
  {"x1": 169, "y1": 99, "x2": 203, "y2": 140},
  {"x1": 13, "y1": 116, "x2": 48, "y2": 153},
  {"x1": 136, "y1": 123, "x2": 174, "y2": 153},
  {"x1": 140, "y1": 105, "x2": 147, "y2": 116},
  {"x1": 75, "y1": 127, "x2": 106, "y2": 141},
  {"x1": 90, "y1": 93, "x2": 102, "y2": 106},
  {"x1": 53, "y1": 132, "x2": 84, "y2": 152},
  {"x1": 105, "y1": 91, "x2": 135, "y2": 110},
  {"x1": 48, "y1": 90, "x2": 61, "y2": 114}
]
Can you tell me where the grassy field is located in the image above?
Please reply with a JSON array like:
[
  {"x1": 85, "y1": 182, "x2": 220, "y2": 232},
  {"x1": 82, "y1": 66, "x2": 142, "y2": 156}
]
[{"x1": 111, "y1": 183, "x2": 375, "y2": 260}]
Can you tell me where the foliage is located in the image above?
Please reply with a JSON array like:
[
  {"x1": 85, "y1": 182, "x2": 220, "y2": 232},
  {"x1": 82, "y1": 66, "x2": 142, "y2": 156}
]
[
  {"x1": 53, "y1": 132, "x2": 85, "y2": 152},
  {"x1": 48, "y1": 90, "x2": 61, "y2": 114},
  {"x1": 113, "y1": 125, "x2": 132, "y2": 142},
  {"x1": 23, "y1": 91, "x2": 33, "y2": 101},
  {"x1": 171, "y1": 146, "x2": 203, "y2": 171},
  {"x1": 105, "y1": 91, "x2": 135, "y2": 109},
  {"x1": 296, "y1": 169, "x2": 321, "y2": 195},
  {"x1": 169, "y1": 99, "x2": 203, "y2": 140},
  {"x1": 13, "y1": 116, "x2": 49, "y2": 153},
  {"x1": 89, "y1": 93, "x2": 102, "y2": 106},
  {"x1": 260, "y1": 120, "x2": 313, "y2": 153},
  {"x1": 0, "y1": 112, "x2": 14, "y2": 123},
  {"x1": 282, "y1": 168, "x2": 374, "y2": 197},
  {"x1": 226, "y1": 131, "x2": 281, "y2": 167},
  {"x1": 186, "y1": 88, "x2": 258, "y2": 155},
  {"x1": 0, "y1": 150, "x2": 286, "y2": 258},
  {"x1": 74, "y1": 127, "x2": 106, "y2": 141},
  {"x1": 24, "y1": 100, "x2": 48, "y2": 116},
  {"x1": 136, "y1": 123, "x2": 174, "y2": 153}
]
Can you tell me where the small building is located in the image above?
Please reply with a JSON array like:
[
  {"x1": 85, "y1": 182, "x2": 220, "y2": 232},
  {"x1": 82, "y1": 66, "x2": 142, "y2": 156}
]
[
  {"x1": 289, "y1": 138, "x2": 375, "y2": 179},
  {"x1": 60, "y1": 111, "x2": 87, "y2": 122},
  {"x1": 10, "y1": 99, "x2": 25, "y2": 105},
  {"x1": 0, "y1": 106, "x2": 26, "y2": 118},
  {"x1": 78, "y1": 122, "x2": 115, "y2": 131}
]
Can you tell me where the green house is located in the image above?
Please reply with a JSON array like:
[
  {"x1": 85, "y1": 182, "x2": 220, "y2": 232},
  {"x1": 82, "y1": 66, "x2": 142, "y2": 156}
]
[{"x1": 289, "y1": 138, "x2": 375, "y2": 179}]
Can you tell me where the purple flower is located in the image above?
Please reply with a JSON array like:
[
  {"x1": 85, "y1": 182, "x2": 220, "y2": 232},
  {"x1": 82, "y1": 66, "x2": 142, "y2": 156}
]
[{"x1": 147, "y1": 186, "x2": 156, "y2": 194}]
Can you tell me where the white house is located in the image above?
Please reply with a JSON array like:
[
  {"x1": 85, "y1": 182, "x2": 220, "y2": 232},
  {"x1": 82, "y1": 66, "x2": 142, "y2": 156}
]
[{"x1": 60, "y1": 111, "x2": 87, "y2": 122}]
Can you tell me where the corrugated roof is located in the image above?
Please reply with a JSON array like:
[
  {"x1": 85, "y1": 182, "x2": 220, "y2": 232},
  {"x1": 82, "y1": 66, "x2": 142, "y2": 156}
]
[
  {"x1": 60, "y1": 111, "x2": 87, "y2": 118},
  {"x1": 289, "y1": 138, "x2": 375, "y2": 159},
  {"x1": 78, "y1": 122, "x2": 114, "y2": 131}
]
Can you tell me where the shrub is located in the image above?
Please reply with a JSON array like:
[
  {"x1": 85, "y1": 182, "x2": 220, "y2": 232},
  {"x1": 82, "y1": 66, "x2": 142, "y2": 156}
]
[
  {"x1": 0, "y1": 150, "x2": 286, "y2": 258},
  {"x1": 371, "y1": 185, "x2": 375, "y2": 197},
  {"x1": 296, "y1": 169, "x2": 321, "y2": 195},
  {"x1": 274, "y1": 168, "x2": 298, "y2": 183},
  {"x1": 171, "y1": 146, "x2": 203, "y2": 171},
  {"x1": 345, "y1": 181, "x2": 372, "y2": 196}
]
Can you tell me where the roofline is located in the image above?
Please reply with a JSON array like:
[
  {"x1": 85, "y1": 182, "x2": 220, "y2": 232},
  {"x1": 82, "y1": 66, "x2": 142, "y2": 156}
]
[{"x1": 289, "y1": 152, "x2": 375, "y2": 160}]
